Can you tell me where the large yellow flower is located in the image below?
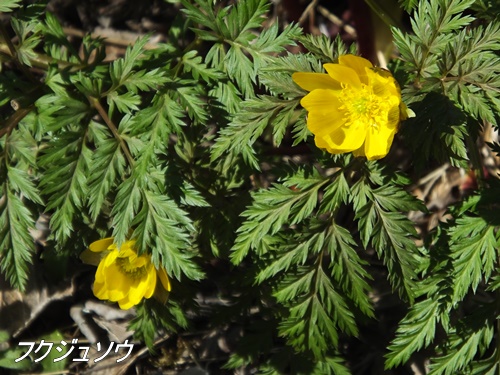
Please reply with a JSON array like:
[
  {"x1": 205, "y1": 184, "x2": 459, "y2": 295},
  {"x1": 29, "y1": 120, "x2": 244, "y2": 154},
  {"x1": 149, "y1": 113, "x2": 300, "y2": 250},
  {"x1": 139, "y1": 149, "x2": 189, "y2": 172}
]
[
  {"x1": 292, "y1": 54, "x2": 413, "y2": 160},
  {"x1": 82, "y1": 238, "x2": 171, "y2": 310}
]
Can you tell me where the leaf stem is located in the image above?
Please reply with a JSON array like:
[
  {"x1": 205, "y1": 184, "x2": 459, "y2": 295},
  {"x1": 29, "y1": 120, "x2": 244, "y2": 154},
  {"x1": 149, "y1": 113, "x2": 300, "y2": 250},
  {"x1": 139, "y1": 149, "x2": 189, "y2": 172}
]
[
  {"x1": 88, "y1": 96, "x2": 135, "y2": 167},
  {"x1": 172, "y1": 37, "x2": 203, "y2": 78},
  {"x1": 363, "y1": 0, "x2": 404, "y2": 30},
  {"x1": 0, "y1": 22, "x2": 38, "y2": 84},
  {"x1": 0, "y1": 22, "x2": 16, "y2": 57},
  {"x1": 0, "y1": 105, "x2": 34, "y2": 139}
]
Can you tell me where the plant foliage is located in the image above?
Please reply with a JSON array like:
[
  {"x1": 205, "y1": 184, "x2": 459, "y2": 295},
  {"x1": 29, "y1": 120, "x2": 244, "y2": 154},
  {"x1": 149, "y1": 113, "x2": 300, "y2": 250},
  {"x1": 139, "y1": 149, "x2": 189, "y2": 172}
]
[{"x1": 1, "y1": 0, "x2": 500, "y2": 373}]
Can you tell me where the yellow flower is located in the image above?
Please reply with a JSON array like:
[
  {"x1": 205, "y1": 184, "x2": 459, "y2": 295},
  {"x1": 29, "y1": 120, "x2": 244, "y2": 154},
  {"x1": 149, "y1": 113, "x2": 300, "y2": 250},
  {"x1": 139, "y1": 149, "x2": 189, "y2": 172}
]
[
  {"x1": 292, "y1": 54, "x2": 413, "y2": 160},
  {"x1": 82, "y1": 238, "x2": 171, "y2": 310}
]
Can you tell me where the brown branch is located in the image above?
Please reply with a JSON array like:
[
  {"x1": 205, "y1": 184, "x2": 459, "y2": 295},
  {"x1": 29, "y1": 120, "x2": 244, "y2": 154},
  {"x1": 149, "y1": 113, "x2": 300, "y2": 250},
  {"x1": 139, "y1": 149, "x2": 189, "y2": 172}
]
[{"x1": 298, "y1": 0, "x2": 319, "y2": 26}]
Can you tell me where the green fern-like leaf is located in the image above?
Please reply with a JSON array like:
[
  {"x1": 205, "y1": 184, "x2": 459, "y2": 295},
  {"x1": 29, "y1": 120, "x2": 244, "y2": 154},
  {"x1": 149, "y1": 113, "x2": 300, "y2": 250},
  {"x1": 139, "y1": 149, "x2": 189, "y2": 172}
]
[
  {"x1": 87, "y1": 125, "x2": 127, "y2": 221},
  {"x1": 328, "y1": 222, "x2": 374, "y2": 317},
  {"x1": 111, "y1": 174, "x2": 142, "y2": 245},
  {"x1": 277, "y1": 265, "x2": 357, "y2": 359},
  {"x1": 230, "y1": 168, "x2": 326, "y2": 264},
  {"x1": 356, "y1": 183, "x2": 424, "y2": 300},
  {"x1": 211, "y1": 95, "x2": 300, "y2": 168},
  {"x1": 448, "y1": 215, "x2": 497, "y2": 303},
  {"x1": 400, "y1": 92, "x2": 468, "y2": 168},
  {"x1": 385, "y1": 299, "x2": 439, "y2": 368},
  {"x1": 0, "y1": 0, "x2": 22, "y2": 12},
  {"x1": 39, "y1": 125, "x2": 92, "y2": 243},
  {"x1": 429, "y1": 307, "x2": 495, "y2": 375},
  {"x1": 0, "y1": 188, "x2": 36, "y2": 290},
  {"x1": 132, "y1": 188, "x2": 203, "y2": 281}
]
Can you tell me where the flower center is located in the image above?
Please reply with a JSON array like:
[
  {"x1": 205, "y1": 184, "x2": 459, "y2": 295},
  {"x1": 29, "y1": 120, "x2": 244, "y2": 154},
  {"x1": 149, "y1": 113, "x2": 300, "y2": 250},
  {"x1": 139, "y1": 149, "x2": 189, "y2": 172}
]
[
  {"x1": 339, "y1": 84, "x2": 386, "y2": 130},
  {"x1": 116, "y1": 256, "x2": 147, "y2": 280}
]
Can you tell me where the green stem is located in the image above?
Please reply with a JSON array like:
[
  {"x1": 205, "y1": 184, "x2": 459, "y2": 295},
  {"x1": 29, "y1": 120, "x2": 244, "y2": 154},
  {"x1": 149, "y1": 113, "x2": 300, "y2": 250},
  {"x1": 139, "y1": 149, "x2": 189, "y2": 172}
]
[
  {"x1": 171, "y1": 37, "x2": 203, "y2": 78},
  {"x1": 363, "y1": 0, "x2": 404, "y2": 30},
  {"x1": 88, "y1": 96, "x2": 135, "y2": 167},
  {"x1": 0, "y1": 39, "x2": 90, "y2": 73},
  {"x1": 0, "y1": 22, "x2": 38, "y2": 84}
]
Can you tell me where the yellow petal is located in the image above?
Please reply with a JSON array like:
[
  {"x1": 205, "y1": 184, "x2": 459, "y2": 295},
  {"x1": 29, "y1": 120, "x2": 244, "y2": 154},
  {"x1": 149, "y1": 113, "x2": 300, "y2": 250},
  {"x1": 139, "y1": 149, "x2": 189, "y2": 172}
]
[
  {"x1": 104, "y1": 262, "x2": 130, "y2": 301},
  {"x1": 352, "y1": 144, "x2": 366, "y2": 158},
  {"x1": 158, "y1": 268, "x2": 172, "y2": 292},
  {"x1": 306, "y1": 111, "x2": 345, "y2": 139},
  {"x1": 368, "y1": 69, "x2": 398, "y2": 98},
  {"x1": 94, "y1": 252, "x2": 114, "y2": 300},
  {"x1": 364, "y1": 120, "x2": 399, "y2": 160},
  {"x1": 127, "y1": 275, "x2": 152, "y2": 305},
  {"x1": 117, "y1": 295, "x2": 135, "y2": 310},
  {"x1": 120, "y1": 240, "x2": 136, "y2": 251},
  {"x1": 89, "y1": 238, "x2": 114, "y2": 253},
  {"x1": 292, "y1": 72, "x2": 341, "y2": 92},
  {"x1": 338, "y1": 55, "x2": 372, "y2": 85},
  {"x1": 93, "y1": 280, "x2": 108, "y2": 300},
  {"x1": 95, "y1": 251, "x2": 117, "y2": 284},
  {"x1": 95, "y1": 260, "x2": 106, "y2": 284},
  {"x1": 300, "y1": 89, "x2": 342, "y2": 116},
  {"x1": 80, "y1": 248, "x2": 103, "y2": 266},
  {"x1": 324, "y1": 64, "x2": 361, "y2": 88},
  {"x1": 131, "y1": 255, "x2": 148, "y2": 268},
  {"x1": 103, "y1": 249, "x2": 118, "y2": 267},
  {"x1": 144, "y1": 264, "x2": 157, "y2": 299},
  {"x1": 386, "y1": 105, "x2": 401, "y2": 129},
  {"x1": 118, "y1": 247, "x2": 136, "y2": 258},
  {"x1": 153, "y1": 267, "x2": 172, "y2": 305},
  {"x1": 314, "y1": 135, "x2": 338, "y2": 154},
  {"x1": 325, "y1": 122, "x2": 366, "y2": 152}
]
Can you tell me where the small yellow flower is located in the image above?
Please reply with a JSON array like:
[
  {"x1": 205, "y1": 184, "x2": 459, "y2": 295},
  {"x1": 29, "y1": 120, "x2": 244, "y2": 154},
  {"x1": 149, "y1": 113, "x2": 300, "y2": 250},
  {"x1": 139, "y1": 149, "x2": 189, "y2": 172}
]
[
  {"x1": 292, "y1": 54, "x2": 413, "y2": 160},
  {"x1": 82, "y1": 238, "x2": 171, "y2": 310}
]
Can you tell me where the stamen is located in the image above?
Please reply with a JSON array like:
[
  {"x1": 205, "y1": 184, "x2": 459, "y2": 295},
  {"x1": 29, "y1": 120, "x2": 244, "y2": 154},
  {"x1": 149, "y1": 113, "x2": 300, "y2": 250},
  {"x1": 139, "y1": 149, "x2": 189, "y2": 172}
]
[
  {"x1": 116, "y1": 256, "x2": 147, "y2": 280},
  {"x1": 338, "y1": 83, "x2": 389, "y2": 131}
]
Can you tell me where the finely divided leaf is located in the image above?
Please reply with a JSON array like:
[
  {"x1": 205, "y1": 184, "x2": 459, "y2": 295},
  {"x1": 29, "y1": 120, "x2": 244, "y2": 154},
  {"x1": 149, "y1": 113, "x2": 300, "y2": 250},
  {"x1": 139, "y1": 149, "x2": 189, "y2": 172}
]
[
  {"x1": 231, "y1": 172, "x2": 326, "y2": 264},
  {"x1": 385, "y1": 299, "x2": 439, "y2": 368},
  {"x1": 0, "y1": 189, "x2": 35, "y2": 290}
]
